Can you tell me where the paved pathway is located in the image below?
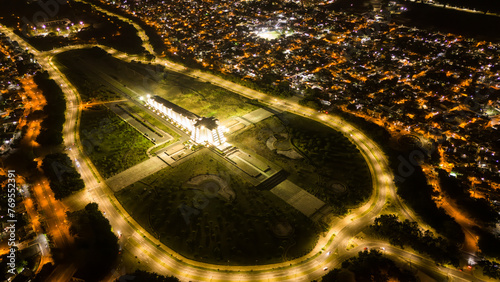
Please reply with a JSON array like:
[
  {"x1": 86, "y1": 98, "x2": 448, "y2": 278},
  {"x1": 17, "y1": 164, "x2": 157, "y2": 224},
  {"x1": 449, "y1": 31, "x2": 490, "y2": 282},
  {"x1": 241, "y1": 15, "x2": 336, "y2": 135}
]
[
  {"x1": 106, "y1": 157, "x2": 169, "y2": 192},
  {"x1": 271, "y1": 180, "x2": 326, "y2": 217}
]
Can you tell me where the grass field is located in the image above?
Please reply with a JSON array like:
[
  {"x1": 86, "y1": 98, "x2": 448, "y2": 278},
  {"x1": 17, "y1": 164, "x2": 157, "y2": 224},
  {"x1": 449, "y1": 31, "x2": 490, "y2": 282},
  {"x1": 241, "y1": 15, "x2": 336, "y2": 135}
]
[
  {"x1": 56, "y1": 47, "x2": 257, "y2": 120},
  {"x1": 115, "y1": 150, "x2": 319, "y2": 265},
  {"x1": 153, "y1": 71, "x2": 258, "y2": 120},
  {"x1": 55, "y1": 50, "x2": 124, "y2": 103},
  {"x1": 80, "y1": 105, "x2": 152, "y2": 178},
  {"x1": 229, "y1": 112, "x2": 372, "y2": 215}
]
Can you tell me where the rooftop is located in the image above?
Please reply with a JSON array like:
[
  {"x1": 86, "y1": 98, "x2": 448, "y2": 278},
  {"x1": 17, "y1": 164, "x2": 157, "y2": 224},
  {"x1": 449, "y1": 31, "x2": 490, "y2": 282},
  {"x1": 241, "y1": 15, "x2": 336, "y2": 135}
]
[
  {"x1": 195, "y1": 116, "x2": 219, "y2": 130},
  {"x1": 151, "y1": 95, "x2": 199, "y2": 120}
]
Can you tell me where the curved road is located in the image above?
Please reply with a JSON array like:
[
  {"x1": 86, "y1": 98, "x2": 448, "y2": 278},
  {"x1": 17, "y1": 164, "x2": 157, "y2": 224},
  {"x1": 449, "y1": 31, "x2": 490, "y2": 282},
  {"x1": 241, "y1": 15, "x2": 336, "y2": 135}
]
[{"x1": 0, "y1": 16, "x2": 484, "y2": 282}]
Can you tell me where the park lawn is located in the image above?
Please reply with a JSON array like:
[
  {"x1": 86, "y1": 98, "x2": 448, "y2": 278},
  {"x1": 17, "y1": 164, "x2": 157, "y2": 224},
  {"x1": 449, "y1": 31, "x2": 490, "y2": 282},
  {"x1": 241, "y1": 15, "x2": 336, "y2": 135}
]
[
  {"x1": 80, "y1": 105, "x2": 152, "y2": 178},
  {"x1": 115, "y1": 150, "x2": 319, "y2": 265},
  {"x1": 153, "y1": 71, "x2": 258, "y2": 121},
  {"x1": 229, "y1": 112, "x2": 372, "y2": 215},
  {"x1": 55, "y1": 50, "x2": 124, "y2": 103}
]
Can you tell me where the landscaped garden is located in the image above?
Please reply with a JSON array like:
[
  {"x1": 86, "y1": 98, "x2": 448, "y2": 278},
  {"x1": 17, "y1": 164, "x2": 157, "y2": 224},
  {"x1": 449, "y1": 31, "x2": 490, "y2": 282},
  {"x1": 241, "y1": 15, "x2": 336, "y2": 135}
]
[
  {"x1": 80, "y1": 105, "x2": 152, "y2": 178},
  {"x1": 115, "y1": 150, "x2": 320, "y2": 265},
  {"x1": 229, "y1": 112, "x2": 373, "y2": 214}
]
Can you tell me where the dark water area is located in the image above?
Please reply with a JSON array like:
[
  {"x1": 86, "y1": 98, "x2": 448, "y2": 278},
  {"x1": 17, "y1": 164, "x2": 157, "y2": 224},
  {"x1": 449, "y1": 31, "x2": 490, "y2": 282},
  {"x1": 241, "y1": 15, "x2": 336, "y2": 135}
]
[
  {"x1": 421, "y1": 0, "x2": 500, "y2": 14},
  {"x1": 327, "y1": 0, "x2": 500, "y2": 42},
  {"x1": 394, "y1": 3, "x2": 500, "y2": 42}
]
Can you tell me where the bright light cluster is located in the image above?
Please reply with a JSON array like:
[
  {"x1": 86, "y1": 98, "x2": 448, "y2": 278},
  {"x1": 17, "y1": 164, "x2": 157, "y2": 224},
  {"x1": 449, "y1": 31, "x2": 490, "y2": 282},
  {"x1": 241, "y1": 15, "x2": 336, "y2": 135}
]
[{"x1": 146, "y1": 96, "x2": 226, "y2": 146}]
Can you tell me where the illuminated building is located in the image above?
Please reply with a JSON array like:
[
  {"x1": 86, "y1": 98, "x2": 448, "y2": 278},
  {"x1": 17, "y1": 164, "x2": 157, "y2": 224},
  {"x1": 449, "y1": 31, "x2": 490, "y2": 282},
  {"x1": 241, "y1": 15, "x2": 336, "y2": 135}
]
[
  {"x1": 192, "y1": 116, "x2": 226, "y2": 146},
  {"x1": 146, "y1": 95, "x2": 226, "y2": 146}
]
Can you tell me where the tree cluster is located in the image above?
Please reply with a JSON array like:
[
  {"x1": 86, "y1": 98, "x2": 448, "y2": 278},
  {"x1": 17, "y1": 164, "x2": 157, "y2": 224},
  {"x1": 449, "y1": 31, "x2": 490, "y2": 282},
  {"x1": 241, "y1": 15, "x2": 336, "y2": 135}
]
[
  {"x1": 299, "y1": 87, "x2": 331, "y2": 111},
  {"x1": 289, "y1": 126, "x2": 372, "y2": 211},
  {"x1": 371, "y1": 214, "x2": 460, "y2": 266},
  {"x1": 67, "y1": 203, "x2": 118, "y2": 282},
  {"x1": 331, "y1": 109, "x2": 392, "y2": 145},
  {"x1": 298, "y1": 96, "x2": 321, "y2": 111},
  {"x1": 34, "y1": 71, "x2": 66, "y2": 146},
  {"x1": 32, "y1": 263, "x2": 56, "y2": 282},
  {"x1": 473, "y1": 226, "x2": 500, "y2": 260},
  {"x1": 437, "y1": 169, "x2": 499, "y2": 225},
  {"x1": 321, "y1": 250, "x2": 417, "y2": 282},
  {"x1": 393, "y1": 159, "x2": 464, "y2": 243},
  {"x1": 330, "y1": 109, "x2": 464, "y2": 243},
  {"x1": 117, "y1": 270, "x2": 180, "y2": 282},
  {"x1": 478, "y1": 259, "x2": 500, "y2": 280},
  {"x1": 86, "y1": 0, "x2": 164, "y2": 56},
  {"x1": 41, "y1": 153, "x2": 85, "y2": 199},
  {"x1": 77, "y1": 9, "x2": 146, "y2": 55}
]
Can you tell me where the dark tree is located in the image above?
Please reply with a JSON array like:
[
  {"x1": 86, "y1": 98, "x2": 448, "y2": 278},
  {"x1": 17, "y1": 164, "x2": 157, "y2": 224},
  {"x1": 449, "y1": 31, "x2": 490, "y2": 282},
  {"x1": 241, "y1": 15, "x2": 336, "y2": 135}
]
[
  {"x1": 117, "y1": 270, "x2": 180, "y2": 282},
  {"x1": 42, "y1": 153, "x2": 85, "y2": 199},
  {"x1": 68, "y1": 203, "x2": 119, "y2": 282},
  {"x1": 371, "y1": 214, "x2": 460, "y2": 266},
  {"x1": 34, "y1": 71, "x2": 66, "y2": 146},
  {"x1": 322, "y1": 250, "x2": 417, "y2": 282}
]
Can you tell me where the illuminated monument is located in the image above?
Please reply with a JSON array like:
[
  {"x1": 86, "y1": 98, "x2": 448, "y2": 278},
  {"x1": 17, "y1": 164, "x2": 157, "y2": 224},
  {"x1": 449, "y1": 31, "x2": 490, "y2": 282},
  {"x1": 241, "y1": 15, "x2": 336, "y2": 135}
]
[{"x1": 146, "y1": 95, "x2": 226, "y2": 146}]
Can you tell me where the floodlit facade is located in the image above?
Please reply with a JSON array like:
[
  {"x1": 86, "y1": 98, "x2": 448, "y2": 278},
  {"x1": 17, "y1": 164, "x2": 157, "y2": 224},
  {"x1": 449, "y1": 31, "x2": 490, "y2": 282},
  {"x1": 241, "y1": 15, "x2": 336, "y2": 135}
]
[
  {"x1": 192, "y1": 117, "x2": 226, "y2": 146},
  {"x1": 146, "y1": 95, "x2": 226, "y2": 146},
  {"x1": 146, "y1": 95, "x2": 197, "y2": 132}
]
